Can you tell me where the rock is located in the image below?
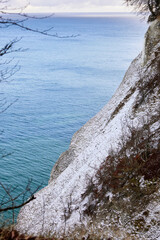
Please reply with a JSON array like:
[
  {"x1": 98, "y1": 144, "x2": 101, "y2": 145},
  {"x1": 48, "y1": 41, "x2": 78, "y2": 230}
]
[
  {"x1": 16, "y1": 20, "x2": 160, "y2": 239},
  {"x1": 142, "y1": 19, "x2": 160, "y2": 65}
]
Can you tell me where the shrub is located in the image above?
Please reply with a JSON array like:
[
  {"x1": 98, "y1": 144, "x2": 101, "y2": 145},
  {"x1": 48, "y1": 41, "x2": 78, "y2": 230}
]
[{"x1": 82, "y1": 119, "x2": 160, "y2": 217}]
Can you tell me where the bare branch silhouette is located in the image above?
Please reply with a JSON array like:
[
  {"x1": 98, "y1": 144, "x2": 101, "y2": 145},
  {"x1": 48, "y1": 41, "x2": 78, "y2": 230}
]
[
  {"x1": 0, "y1": 180, "x2": 42, "y2": 224},
  {"x1": 124, "y1": 0, "x2": 160, "y2": 22}
]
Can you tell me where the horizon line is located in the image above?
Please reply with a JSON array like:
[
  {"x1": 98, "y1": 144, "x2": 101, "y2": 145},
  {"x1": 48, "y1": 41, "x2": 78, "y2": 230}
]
[{"x1": 22, "y1": 12, "x2": 135, "y2": 16}]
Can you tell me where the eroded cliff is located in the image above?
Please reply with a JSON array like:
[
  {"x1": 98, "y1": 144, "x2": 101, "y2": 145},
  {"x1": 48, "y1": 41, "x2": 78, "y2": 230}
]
[{"x1": 16, "y1": 20, "x2": 160, "y2": 240}]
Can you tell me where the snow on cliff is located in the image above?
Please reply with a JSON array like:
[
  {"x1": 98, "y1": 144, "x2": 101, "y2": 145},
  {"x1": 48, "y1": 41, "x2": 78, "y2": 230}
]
[{"x1": 16, "y1": 20, "x2": 160, "y2": 239}]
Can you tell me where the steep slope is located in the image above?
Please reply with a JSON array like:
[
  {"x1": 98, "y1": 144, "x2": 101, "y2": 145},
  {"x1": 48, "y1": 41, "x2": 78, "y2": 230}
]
[{"x1": 16, "y1": 20, "x2": 160, "y2": 239}]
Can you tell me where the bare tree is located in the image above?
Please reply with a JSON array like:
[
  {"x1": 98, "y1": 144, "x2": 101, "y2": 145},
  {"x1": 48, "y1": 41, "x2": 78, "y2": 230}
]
[
  {"x1": 0, "y1": 180, "x2": 42, "y2": 225},
  {"x1": 124, "y1": 0, "x2": 160, "y2": 22},
  {"x1": 0, "y1": 0, "x2": 78, "y2": 80}
]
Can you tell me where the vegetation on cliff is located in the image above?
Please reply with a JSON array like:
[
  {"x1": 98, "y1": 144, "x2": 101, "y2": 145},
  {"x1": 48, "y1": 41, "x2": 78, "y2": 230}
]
[{"x1": 125, "y1": 0, "x2": 160, "y2": 22}]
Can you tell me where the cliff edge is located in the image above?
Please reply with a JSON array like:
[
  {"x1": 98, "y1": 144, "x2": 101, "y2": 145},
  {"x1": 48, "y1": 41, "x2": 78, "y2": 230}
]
[{"x1": 16, "y1": 20, "x2": 160, "y2": 239}]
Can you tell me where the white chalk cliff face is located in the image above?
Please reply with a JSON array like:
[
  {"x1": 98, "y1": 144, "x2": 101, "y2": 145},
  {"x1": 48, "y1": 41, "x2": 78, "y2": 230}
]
[{"x1": 16, "y1": 20, "x2": 160, "y2": 239}]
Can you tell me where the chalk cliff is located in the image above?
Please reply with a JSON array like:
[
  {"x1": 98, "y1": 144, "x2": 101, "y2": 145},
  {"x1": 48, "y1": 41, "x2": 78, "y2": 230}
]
[{"x1": 16, "y1": 20, "x2": 160, "y2": 239}]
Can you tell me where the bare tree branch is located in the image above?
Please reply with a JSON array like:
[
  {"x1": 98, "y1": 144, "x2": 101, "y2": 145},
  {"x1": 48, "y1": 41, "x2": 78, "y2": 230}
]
[
  {"x1": 124, "y1": 0, "x2": 160, "y2": 22},
  {"x1": 0, "y1": 195, "x2": 36, "y2": 212},
  {"x1": 0, "y1": 180, "x2": 42, "y2": 224}
]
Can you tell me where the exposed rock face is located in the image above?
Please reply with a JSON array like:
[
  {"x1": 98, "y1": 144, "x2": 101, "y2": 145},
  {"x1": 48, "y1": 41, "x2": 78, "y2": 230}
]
[
  {"x1": 16, "y1": 20, "x2": 160, "y2": 239},
  {"x1": 49, "y1": 148, "x2": 76, "y2": 183},
  {"x1": 143, "y1": 19, "x2": 160, "y2": 65}
]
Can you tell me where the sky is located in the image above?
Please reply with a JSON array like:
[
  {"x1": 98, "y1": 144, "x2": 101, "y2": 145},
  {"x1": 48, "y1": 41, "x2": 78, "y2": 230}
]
[{"x1": 10, "y1": 0, "x2": 130, "y2": 13}]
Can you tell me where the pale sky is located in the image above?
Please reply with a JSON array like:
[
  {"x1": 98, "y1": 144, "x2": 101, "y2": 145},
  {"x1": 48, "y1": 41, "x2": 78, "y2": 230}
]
[{"x1": 10, "y1": 0, "x2": 130, "y2": 13}]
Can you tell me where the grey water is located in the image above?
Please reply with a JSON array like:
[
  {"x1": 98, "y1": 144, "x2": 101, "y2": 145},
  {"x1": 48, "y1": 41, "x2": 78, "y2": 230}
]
[{"x1": 0, "y1": 13, "x2": 147, "y2": 217}]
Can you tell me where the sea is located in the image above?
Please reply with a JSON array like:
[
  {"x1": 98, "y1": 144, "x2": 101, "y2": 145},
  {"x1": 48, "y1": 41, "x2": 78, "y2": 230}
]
[{"x1": 0, "y1": 13, "x2": 147, "y2": 219}]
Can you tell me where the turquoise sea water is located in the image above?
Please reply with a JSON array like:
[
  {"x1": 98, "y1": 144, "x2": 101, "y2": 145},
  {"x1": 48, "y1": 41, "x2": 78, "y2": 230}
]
[{"x1": 0, "y1": 13, "x2": 147, "y2": 215}]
